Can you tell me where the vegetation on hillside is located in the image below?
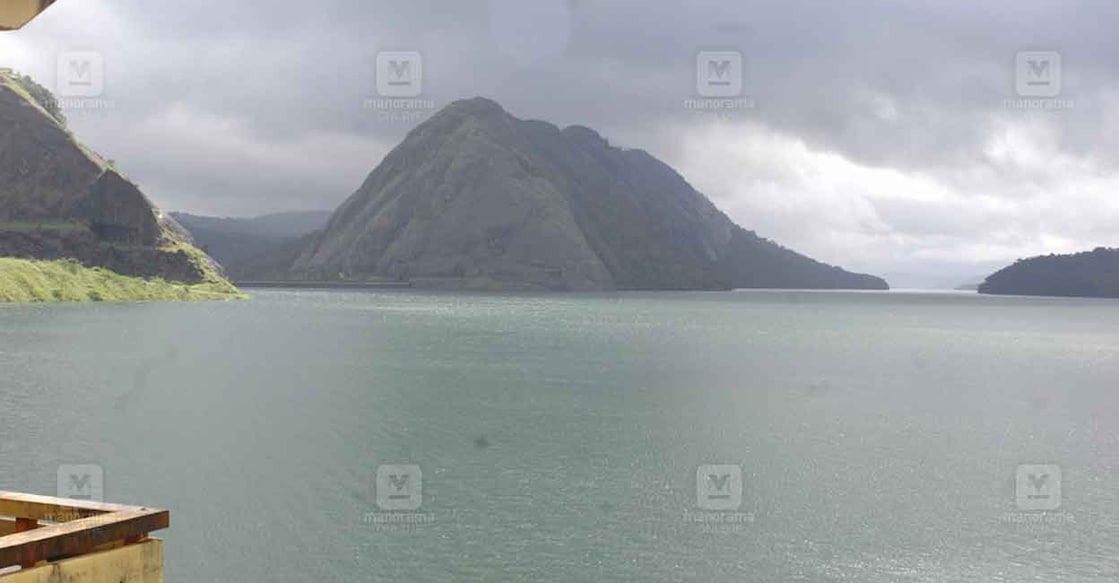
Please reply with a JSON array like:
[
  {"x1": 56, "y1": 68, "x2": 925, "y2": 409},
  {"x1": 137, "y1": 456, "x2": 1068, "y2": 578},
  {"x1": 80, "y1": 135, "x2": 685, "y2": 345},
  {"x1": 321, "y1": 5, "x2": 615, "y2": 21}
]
[
  {"x1": 0, "y1": 71, "x2": 245, "y2": 302},
  {"x1": 170, "y1": 211, "x2": 330, "y2": 279},
  {"x1": 0, "y1": 70, "x2": 66, "y2": 126},
  {"x1": 978, "y1": 247, "x2": 1119, "y2": 298},
  {"x1": 0, "y1": 258, "x2": 246, "y2": 303}
]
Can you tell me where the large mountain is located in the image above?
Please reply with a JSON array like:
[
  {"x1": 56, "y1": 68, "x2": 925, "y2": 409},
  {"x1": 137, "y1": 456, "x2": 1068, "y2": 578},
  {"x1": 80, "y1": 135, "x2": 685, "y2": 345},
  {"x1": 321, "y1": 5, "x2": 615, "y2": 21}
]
[
  {"x1": 979, "y1": 247, "x2": 1119, "y2": 298},
  {"x1": 0, "y1": 71, "x2": 229, "y2": 286},
  {"x1": 289, "y1": 98, "x2": 887, "y2": 291}
]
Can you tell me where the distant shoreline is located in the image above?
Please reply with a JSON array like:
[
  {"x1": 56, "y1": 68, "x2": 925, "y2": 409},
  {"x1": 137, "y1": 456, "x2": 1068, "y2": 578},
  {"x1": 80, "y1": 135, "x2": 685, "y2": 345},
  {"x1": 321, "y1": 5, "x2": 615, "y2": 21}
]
[{"x1": 236, "y1": 280, "x2": 413, "y2": 289}]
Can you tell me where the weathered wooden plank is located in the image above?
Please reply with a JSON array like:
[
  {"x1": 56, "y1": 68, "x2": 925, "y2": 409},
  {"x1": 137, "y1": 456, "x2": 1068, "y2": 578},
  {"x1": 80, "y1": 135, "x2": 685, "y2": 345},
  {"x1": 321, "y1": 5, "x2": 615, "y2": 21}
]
[
  {"x1": 0, "y1": 521, "x2": 14, "y2": 538},
  {"x1": 0, "y1": 509, "x2": 169, "y2": 569},
  {"x1": 11, "y1": 521, "x2": 37, "y2": 569},
  {"x1": 0, "y1": 492, "x2": 132, "y2": 522},
  {"x1": 0, "y1": 538, "x2": 162, "y2": 583}
]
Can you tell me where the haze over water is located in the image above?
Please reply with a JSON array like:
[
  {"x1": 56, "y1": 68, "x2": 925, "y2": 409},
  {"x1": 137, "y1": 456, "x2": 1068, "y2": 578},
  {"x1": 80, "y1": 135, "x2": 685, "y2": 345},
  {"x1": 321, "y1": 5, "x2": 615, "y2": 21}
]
[{"x1": 1, "y1": 290, "x2": 1117, "y2": 582}]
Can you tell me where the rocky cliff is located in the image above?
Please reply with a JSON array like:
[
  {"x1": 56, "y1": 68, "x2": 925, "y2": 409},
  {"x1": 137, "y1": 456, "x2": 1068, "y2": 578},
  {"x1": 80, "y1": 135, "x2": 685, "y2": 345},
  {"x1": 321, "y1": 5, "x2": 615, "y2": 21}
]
[
  {"x1": 0, "y1": 71, "x2": 228, "y2": 285},
  {"x1": 290, "y1": 98, "x2": 887, "y2": 291}
]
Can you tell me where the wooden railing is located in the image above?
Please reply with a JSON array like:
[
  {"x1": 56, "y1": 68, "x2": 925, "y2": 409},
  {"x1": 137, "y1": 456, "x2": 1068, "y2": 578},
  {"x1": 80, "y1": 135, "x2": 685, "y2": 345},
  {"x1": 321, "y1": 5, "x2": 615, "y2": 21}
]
[{"x1": 0, "y1": 491, "x2": 168, "y2": 582}]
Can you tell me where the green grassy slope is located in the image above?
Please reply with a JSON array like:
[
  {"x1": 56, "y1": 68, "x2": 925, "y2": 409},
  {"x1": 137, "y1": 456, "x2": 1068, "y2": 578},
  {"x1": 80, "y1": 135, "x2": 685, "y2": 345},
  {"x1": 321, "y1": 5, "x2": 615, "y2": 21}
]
[
  {"x1": 0, "y1": 258, "x2": 246, "y2": 303},
  {"x1": 0, "y1": 69, "x2": 247, "y2": 302}
]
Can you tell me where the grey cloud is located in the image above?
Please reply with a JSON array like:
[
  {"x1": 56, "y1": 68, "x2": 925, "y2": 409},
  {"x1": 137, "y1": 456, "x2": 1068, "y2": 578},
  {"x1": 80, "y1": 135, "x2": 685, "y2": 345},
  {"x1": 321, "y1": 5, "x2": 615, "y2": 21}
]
[{"x1": 6, "y1": 0, "x2": 1119, "y2": 284}]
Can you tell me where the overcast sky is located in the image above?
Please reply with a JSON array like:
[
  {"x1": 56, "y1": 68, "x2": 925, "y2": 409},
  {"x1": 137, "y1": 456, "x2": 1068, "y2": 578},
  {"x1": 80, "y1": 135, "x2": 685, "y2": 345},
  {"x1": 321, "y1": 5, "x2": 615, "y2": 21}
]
[{"x1": 2, "y1": 0, "x2": 1117, "y2": 287}]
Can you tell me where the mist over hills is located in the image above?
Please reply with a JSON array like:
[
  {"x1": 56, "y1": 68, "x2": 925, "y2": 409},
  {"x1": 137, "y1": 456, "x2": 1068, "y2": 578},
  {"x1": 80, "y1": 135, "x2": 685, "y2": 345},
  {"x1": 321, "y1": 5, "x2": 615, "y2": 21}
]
[
  {"x1": 172, "y1": 211, "x2": 331, "y2": 240},
  {"x1": 170, "y1": 211, "x2": 329, "y2": 279}
]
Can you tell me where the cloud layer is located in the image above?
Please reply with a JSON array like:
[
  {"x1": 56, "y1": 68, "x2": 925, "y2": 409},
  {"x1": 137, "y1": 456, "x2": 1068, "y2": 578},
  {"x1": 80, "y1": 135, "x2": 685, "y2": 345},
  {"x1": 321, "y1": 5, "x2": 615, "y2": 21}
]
[{"x1": 2, "y1": 0, "x2": 1116, "y2": 286}]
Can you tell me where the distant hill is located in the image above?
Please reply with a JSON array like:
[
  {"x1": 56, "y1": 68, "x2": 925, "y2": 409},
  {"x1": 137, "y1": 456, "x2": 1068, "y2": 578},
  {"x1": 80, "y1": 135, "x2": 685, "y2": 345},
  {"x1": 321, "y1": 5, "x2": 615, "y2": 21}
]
[
  {"x1": 172, "y1": 211, "x2": 331, "y2": 240},
  {"x1": 0, "y1": 70, "x2": 238, "y2": 298},
  {"x1": 171, "y1": 211, "x2": 329, "y2": 279},
  {"x1": 978, "y1": 247, "x2": 1119, "y2": 298},
  {"x1": 284, "y1": 97, "x2": 888, "y2": 291}
]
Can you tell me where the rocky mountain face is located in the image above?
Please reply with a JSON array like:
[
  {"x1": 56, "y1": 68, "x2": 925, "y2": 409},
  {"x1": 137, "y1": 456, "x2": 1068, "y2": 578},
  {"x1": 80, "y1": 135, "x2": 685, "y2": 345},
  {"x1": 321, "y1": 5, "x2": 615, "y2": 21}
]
[
  {"x1": 289, "y1": 98, "x2": 887, "y2": 291},
  {"x1": 979, "y1": 247, "x2": 1119, "y2": 298},
  {"x1": 0, "y1": 71, "x2": 223, "y2": 283}
]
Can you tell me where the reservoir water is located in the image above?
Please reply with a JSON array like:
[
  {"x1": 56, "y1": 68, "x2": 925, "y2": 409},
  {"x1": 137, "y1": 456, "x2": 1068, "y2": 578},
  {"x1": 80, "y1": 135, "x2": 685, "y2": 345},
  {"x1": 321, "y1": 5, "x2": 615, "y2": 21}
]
[{"x1": 1, "y1": 290, "x2": 1117, "y2": 582}]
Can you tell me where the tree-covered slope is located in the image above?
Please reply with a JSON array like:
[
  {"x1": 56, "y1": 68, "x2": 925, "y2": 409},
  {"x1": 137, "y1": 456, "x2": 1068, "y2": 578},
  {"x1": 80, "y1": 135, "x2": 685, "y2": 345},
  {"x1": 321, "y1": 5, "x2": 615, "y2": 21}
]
[
  {"x1": 171, "y1": 211, "x2": 329, "y2": 279},
  {"x1": 979, "y1": 247, "x2": 1119, "y2": 298}
]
